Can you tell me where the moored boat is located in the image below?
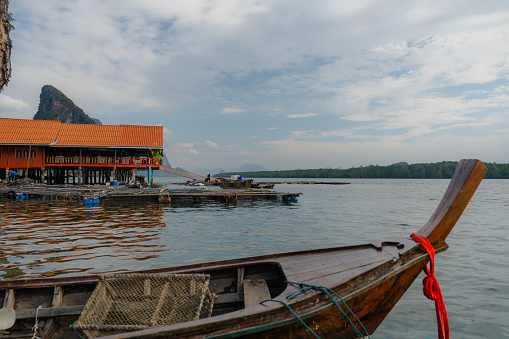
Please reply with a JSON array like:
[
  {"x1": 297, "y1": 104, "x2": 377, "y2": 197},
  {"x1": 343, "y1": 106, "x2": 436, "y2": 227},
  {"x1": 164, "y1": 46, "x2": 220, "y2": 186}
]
[{"x1": 0, "y1": 159, "x2": 487, "y2": 339}]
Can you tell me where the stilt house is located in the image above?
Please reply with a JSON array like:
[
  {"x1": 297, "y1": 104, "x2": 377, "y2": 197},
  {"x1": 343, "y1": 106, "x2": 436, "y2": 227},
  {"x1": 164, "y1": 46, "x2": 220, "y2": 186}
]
[{"x1": 0, "y1": 118, "x2": 163, "y2": 185}]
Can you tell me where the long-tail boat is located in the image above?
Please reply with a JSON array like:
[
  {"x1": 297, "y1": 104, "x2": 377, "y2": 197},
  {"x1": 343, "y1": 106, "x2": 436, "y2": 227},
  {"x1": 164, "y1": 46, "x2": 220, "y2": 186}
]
[{"x1": 0, "y1": 159, "x2": 486, "y2": 339}]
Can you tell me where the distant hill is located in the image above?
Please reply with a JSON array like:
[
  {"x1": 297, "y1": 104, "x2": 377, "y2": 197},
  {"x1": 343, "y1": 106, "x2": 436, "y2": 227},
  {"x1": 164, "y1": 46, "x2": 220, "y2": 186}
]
[
  {"x1": 33, "y1": 85, "x2": 99, "y2": 124},
  {"x1": 224, "y1": 161, "x2": 509, "y2": 179}
]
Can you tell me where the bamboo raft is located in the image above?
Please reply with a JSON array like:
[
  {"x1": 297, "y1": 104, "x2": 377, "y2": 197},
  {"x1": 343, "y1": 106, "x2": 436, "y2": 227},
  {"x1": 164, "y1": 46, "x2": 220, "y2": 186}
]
[
  {"x1": 101, "y1": 188, "x2": 301, "y2": 205},
  {"x1": 255, "y1": 181, "x2": 351, "y2": 185},
  {"x1": 0, "y1": 184, "x2": 301, "y2": 205}
]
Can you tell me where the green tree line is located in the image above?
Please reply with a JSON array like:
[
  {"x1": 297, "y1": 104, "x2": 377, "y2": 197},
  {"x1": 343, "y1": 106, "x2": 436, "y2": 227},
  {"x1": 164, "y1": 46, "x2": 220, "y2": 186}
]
[{"x1": 222, "y1": 161, "x2": 509, "y2": 179}]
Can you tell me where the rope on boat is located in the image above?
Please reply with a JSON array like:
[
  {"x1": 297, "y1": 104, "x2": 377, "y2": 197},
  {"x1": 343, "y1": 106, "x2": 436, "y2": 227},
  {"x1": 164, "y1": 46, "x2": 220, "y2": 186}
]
[
  {"x1": 72, "y1": 321, "x2": 86, "y2": 339},
  {"x1": 410, "y1": 233, "x2": 449, "y2": 339},
  {"x1": 262, "y1": 281, "x2": 370, "y2": 339},
  {"x1": 261, "y1": 299, "x2": 321, "y2": 339},
  {"x1": 31, "y1": 305, "x2": 42, "y2": 339}
]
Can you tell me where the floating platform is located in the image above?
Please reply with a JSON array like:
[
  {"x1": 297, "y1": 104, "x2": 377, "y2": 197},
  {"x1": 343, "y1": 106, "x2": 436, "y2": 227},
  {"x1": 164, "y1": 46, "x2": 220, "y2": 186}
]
[
  {"x1": 257, "y1": 181, "x2": 350, "y2": 185},
  {"x1": 100, "y1": 188, "x2": 300, "y2": 205},
  {"x1": 0, "y1": 183, "x2": 107, "y2": 201},
  {"x1": 0, "y1": 183, "x2": 301, "y2": 205}
]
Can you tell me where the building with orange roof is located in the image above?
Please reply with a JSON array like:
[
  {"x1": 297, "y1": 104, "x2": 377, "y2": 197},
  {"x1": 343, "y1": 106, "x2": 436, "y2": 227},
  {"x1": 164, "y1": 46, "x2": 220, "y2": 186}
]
[{"x1": 0, "y1": 118, "x2": 163, "y2": 185}]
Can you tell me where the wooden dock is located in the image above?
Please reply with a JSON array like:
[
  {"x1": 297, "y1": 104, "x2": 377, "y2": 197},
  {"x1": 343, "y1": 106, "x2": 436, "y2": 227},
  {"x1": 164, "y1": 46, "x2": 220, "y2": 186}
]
[
  {"x1": 99, "y1": 188, "x2": 301, "y2": 205},
  {"x1": 256, "y1": 181, "x2": 350, "y2": 185},
  {"x1": 0, "y1": 183, "x2": 301, "y2": 205}
]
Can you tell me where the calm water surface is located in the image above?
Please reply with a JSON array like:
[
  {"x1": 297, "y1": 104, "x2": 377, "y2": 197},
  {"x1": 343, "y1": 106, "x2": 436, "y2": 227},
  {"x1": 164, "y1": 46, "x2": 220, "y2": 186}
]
[{"x1": 0, "y1": 178, "x2": 507, "y2": 338}]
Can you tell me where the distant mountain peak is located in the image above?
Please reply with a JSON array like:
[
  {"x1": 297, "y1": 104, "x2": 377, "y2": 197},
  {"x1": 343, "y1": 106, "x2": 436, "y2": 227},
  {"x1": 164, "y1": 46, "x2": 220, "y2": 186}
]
[
  {"x1": 33, "y1": 85, "x2": 101, "y2": 124},
  {"x1": 391, "y1": 161, "x2": 409, "y2": 166}
]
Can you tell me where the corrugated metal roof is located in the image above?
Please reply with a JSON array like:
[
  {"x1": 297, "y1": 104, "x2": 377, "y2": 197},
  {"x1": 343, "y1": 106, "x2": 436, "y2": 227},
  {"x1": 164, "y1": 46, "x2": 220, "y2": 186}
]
[
  {"x1": 0, "y1": 118, "x2": 163, "y2": 148},
  {"x1": 0, "y1": 118, "x2": 60, "y2": 144}
]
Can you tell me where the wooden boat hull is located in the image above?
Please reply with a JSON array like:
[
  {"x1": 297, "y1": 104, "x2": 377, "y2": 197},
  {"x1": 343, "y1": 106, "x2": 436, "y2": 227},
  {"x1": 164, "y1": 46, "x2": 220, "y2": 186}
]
[
  {"x1": 0, "y1": 240, "x2": 443, "y2": 339},
  {"x1": 0, "y1": 159, "x2": 487, "y2": 339},
  {"x1": 99, "y1": 239, "x2": 436, "y2": 339}
]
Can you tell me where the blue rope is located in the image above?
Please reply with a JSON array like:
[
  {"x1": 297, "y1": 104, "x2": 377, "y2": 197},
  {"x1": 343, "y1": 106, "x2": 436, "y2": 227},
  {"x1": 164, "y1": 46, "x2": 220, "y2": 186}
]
[
  {"x1": 261, "y1": 299, "x2": 321, "y2": 338},
  {"x1": 72, "y1": 321, "x2": 86, "y2": 339},
  {"x1": 262, "y1": 281, "x2": 370, "y2": 339}
]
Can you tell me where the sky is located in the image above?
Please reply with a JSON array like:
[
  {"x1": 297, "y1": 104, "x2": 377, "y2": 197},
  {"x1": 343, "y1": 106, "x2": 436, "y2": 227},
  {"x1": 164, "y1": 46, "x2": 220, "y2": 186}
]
[{"x1": 1, "y1": 1, "x2": 509, "y2": 172}]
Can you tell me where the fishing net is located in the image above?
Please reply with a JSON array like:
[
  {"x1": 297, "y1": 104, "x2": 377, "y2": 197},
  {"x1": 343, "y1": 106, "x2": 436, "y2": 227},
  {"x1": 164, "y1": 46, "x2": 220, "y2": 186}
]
[{"x1": 74, "y1": 273, "x2": 216, "y2": 338}]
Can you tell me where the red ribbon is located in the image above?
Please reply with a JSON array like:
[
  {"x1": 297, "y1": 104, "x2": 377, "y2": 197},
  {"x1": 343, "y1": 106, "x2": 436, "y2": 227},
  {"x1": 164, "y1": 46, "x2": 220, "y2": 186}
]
[{"x1": 410, "y1": 233, "x2": 449, "y2": 339}]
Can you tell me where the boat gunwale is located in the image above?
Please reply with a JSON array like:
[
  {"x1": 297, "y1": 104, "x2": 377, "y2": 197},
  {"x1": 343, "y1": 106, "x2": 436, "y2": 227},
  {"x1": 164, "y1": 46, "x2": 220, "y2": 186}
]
[
  {"x1": 0, "y1": 243, "x2": 390, "y2": 289},
  {"x1": 98, "y1": 241, "x2": 443, "y2": 339}
]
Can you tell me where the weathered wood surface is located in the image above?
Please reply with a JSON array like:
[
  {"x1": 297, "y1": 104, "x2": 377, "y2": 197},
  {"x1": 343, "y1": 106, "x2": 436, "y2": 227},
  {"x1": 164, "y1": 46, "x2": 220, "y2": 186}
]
[
  {"x1": 417, "y1": 159, "x2": 487, "y2": 243},
  {"x1": 0, "y1": 184, "x2": 301, "y2": 204},
  {"x1": 242, "y1": 279, "x2": 271, "y2": 308},
  {"x1": 0, "y1": 159, "x2": 486, "y2": 339},
  {"x1": 257, "y1": 181, "x2": 351, "y2": 185},
  {"x1": 0, "y1": 243, "x2": 419, "y2": 339}
]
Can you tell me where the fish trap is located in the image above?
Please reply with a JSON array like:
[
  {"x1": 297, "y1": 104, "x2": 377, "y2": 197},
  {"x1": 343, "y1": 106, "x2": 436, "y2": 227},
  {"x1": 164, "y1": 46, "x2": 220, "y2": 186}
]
[{"x1": 74, "y1": 273, "x2": 216, "y2": 338}]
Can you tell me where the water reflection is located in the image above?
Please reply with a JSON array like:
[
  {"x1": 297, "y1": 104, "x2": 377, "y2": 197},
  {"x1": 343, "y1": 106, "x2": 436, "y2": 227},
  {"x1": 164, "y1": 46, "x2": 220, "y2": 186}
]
[{"x1": 0, "y1": 200, "x2": 166, "y2": 279}]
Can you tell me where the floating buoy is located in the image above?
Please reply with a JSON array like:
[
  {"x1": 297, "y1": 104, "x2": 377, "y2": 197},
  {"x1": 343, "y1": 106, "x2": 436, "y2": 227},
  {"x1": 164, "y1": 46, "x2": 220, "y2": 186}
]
[
  {"x1": 17, "y1": 193, "x2": 28, "y2": 201},
  {"x1": 83, "y1": 197, "x2": 100, "y2": 206}
]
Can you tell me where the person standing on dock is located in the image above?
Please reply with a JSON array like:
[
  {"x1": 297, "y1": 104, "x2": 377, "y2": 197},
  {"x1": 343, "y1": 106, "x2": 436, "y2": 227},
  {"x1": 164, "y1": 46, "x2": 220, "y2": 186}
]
[
  {"x1": 7, "y1": 170, "x2": 17, "y2": 182},
  {"x1": 205, "y1": 174, "x2": 211, "y2": 182}
]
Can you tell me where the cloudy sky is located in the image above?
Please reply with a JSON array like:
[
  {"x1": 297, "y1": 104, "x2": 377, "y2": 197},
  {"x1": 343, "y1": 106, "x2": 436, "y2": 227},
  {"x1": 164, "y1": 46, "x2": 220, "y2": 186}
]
[{"x1": 2, "y1": 1, "x2": 509, "y2": 171}]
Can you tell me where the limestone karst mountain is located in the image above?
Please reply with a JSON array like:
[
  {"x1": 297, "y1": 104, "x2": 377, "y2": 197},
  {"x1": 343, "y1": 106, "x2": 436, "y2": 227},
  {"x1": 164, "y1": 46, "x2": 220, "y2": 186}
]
[{"x1": 33, "y1": 85, "x2": 101, "y2": 124}]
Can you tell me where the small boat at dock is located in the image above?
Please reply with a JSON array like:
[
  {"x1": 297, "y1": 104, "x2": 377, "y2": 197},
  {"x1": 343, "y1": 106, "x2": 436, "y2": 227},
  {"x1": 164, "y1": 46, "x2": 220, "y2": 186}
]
[{"x1": 0, "y1": 159, "x2": 487, "y2": 338}]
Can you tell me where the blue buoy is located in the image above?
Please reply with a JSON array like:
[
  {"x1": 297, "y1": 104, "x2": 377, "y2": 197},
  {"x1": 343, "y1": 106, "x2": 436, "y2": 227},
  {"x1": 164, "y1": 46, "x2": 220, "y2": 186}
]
[
  {"x1": 83, "y1": 197, "x2": 100, "y2": 206},
  {"x1": 17, "y1": 194, "x2": 28, "y2": 201}
]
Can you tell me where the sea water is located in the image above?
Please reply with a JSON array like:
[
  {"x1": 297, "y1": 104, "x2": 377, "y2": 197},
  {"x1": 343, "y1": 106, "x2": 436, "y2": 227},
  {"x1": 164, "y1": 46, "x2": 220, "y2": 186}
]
[{"x1": 0, "y1": 178, "x2": 507, "y2": 338}]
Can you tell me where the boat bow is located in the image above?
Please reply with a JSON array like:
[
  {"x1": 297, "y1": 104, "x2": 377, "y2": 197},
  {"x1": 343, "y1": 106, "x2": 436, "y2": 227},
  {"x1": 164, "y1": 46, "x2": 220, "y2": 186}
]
[{"x1": 416, "y1": 159, "x2": 487, "y2": 243}]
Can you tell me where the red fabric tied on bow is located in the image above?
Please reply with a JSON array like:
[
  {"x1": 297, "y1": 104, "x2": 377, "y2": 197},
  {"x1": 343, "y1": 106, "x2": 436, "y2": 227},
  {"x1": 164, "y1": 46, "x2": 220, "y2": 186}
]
[{"x1": 410, "y1": 233, "x2": 449, "y2": 339}]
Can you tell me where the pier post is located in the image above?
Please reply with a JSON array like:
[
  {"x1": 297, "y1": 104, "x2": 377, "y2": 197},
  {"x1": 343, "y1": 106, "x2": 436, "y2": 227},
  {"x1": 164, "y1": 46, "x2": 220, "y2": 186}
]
[{"x1": 78, "y1": 167, "x2": 82, "y2": 185}]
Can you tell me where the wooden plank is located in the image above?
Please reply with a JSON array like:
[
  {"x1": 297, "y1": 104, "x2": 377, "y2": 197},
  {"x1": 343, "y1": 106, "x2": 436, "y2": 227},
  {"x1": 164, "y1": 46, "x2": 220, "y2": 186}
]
[
  {"x1": 237, "y1": 268, "x2": 244, "y2": 293},
  {"x1": 2, "y1": 290, "x2": 14, "y2": 308},
  {"x1": 215, "y1": 292, "x2": 242, "y2": 304},
  {"x1": 14, "y1": 305, "x2": 84, "y2": 320},
  {"x1": 417, "y1": 159, "x2": 486, "y2": 243},
  {"x1": 41, "y1": 286, "x2": 64, "y2": 338},
  {"x1": 286, "y1": 252, "x2": 370, "y2": 272},
  {"x1": 281, "y1": 246, "x2": 375, "y2": 266},
  {"x1": 0, "y1": 333, "x2": 35, "y2": 338},
  {"x1": 283, "y1": 250, "x2": 392, "y2": 283},
  {"x1": 243, "y1": 279, "x2": 271, "y2": 308},
  {"x1": 298, "y1": 257, "x2": 390, "y2": 285},
  {"x1": 292, "y1": 250, "x2": 391, "y2": 274}
]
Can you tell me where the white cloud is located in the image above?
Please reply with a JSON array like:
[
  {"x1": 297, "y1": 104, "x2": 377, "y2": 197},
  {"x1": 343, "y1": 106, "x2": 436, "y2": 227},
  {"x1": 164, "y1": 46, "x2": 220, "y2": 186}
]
[
  {"x1": 5, "y1": 1, "x2": 509, "y2": 170},
  {"x1": 219, "y1": 107, "x2": 247, "y2": 114},
  {"x1": 290, "y1": 130, "x2": 317, "y2": 138},
  {"x1": 0, "y1": 95, "x2": 31, "y2": 118},
  {"x1": 203, "y1": 140, "x2": 219, "y2": 148},
  {"x1": 286, "y1": 113, "x2": 319, "y2": 118},
  {"x1": 177, "y1": 143, "x2": 200, "y2": 155}
]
